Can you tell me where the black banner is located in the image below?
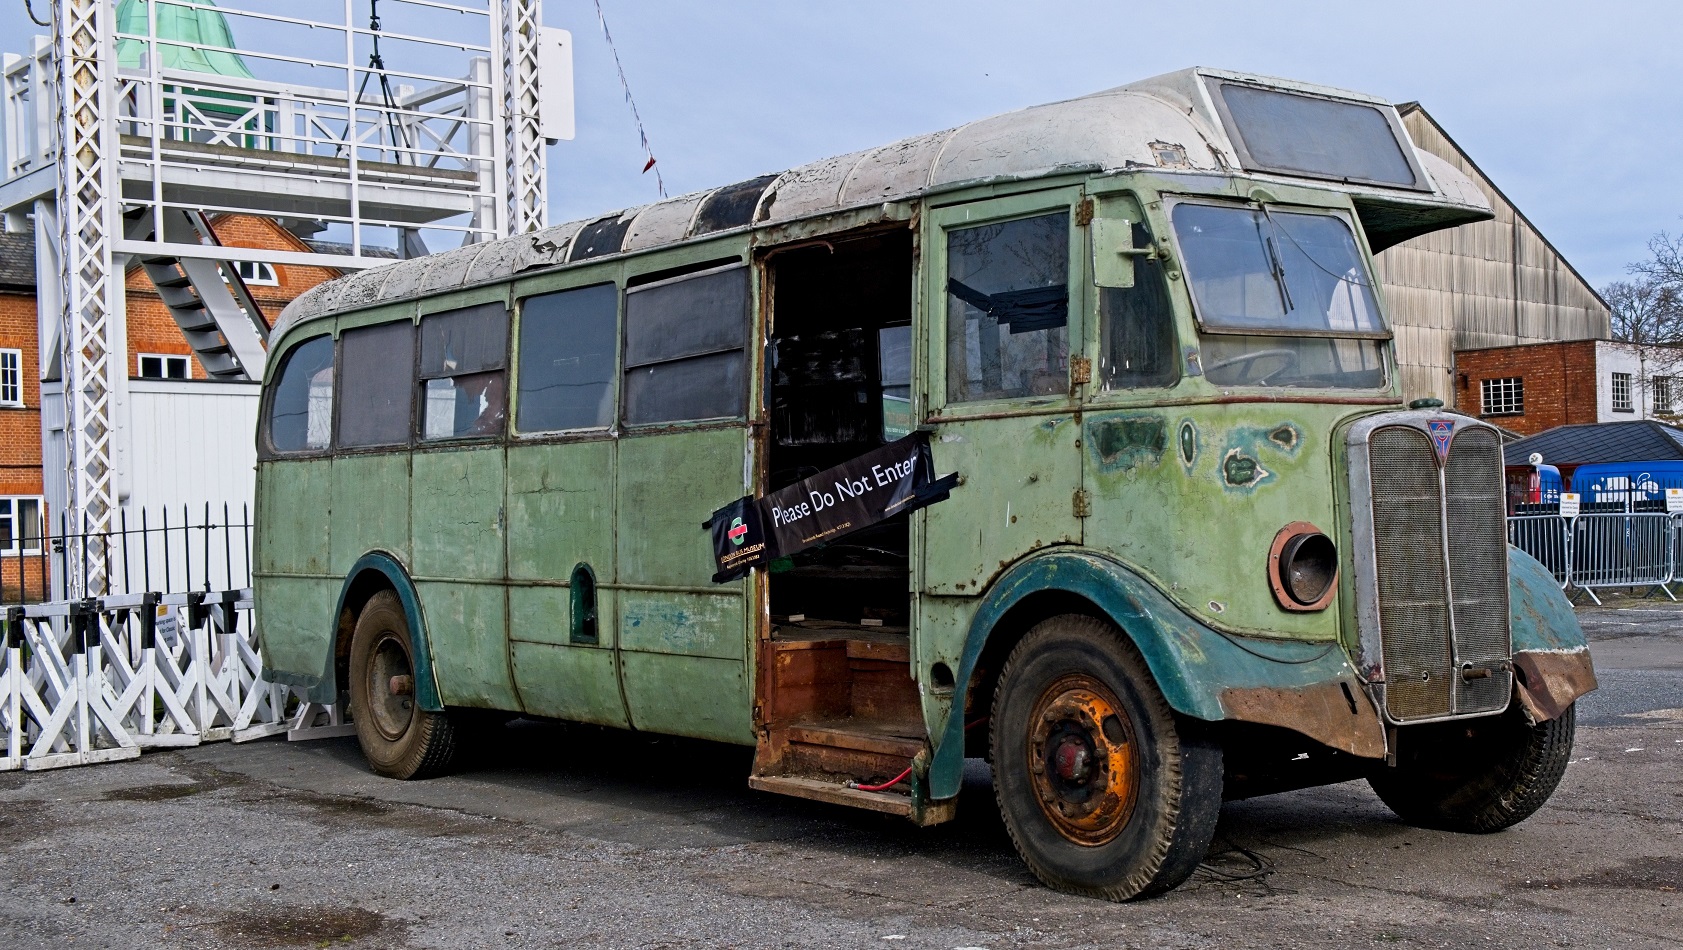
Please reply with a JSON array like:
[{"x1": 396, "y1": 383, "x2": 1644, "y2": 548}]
[{"x1": 704, "y1": 432, "x2": 958, "y2": 583}]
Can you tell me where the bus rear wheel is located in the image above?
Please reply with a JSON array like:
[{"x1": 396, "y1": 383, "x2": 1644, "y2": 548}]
[
  {"x1": 1368, "y1": 703, "x2": 1574, "y2": 833},
  {"x1": 990, "y1": 614, "x2": 1223, "y2": 901},
  {"x1": 348, "y1": 590, "x2": 458, "y2": 780}
]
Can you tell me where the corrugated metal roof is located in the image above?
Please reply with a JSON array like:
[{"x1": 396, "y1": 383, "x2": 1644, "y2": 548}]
[
  {"x1": 273, "y1": 66, "x2": 1495, "y2": 343},
  {"x1": 0, "y1": 231, "x2": 36, "y2": 291},
  {"x1": 1505, "y1": 421, "x2": 1683, "y2": 467}
]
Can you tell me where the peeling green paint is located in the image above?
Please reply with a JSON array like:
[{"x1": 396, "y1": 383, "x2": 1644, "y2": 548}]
[
  {"x1": 1268, "y1": 424, "x2": 1302, "y2": 452},
  {"x1": 1087, "y1": 415, "x2": 1168, "y2": 472},
  {"x1": 1221, "y1": 447, "x2": 1272, "y2": 491},
  {"x1": 1177, "y1": 420, "x2": 1198, "y2": 470}
]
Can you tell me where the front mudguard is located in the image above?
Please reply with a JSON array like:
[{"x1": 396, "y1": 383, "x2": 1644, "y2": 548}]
[
  {"x1": 926, "y1": 550, "x2": 1384, "y2": 801},
  {"x1": 1507, "y1": 546, "x2": 1597, "y2": 723}
]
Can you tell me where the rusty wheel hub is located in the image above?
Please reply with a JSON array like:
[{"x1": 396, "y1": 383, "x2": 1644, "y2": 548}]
[
  {"x1": 367, "y1": 632, "x2": 416, "y2": 742},
  {"x1": 1027, "y1": 673, "x2": 1139, "y2": 845}
]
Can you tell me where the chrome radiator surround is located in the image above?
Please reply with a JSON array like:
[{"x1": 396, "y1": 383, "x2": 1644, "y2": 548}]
[{"x1": 1346, "y1": 411, "x2": 1513, "y2": 724}]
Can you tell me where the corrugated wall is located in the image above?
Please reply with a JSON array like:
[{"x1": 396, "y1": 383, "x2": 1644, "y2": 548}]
[{"x1": 1374, "y1": 108, "x2": 1610, "y2": 402}]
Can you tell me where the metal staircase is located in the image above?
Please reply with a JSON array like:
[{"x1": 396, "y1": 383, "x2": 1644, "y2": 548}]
[{"x1": 125, "y1": 209, "x2": 270, "y2": 381}]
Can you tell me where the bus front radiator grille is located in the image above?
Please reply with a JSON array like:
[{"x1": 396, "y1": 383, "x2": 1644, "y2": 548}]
[{"x1": 1365, "y1": 424, "x2": 1512, "y2": 722}]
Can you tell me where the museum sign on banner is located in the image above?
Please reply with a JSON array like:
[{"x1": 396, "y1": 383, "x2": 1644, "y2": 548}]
[{"x1": 704, "y1": 432, "x2": 959, "y2": 582}]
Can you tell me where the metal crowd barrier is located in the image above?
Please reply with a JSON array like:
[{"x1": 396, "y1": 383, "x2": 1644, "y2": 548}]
[{"x1": 1507, "y1": 511, "x2": 1681, "y2": 605}]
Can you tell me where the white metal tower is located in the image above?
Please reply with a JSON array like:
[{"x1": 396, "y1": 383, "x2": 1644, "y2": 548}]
[{"x1": 1, "y1": 0, "x2": 564, "y2": 595}]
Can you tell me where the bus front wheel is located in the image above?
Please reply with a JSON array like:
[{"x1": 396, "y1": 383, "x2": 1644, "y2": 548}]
[
  {"x1": 990, "y1": 614, "x2": 1223, "y2": 901},
  {"x1": 348, "y1": 590, "x2": 458, "y2": 780},
  {"x1": 1368, "y1": 703, "x2": 1574, "y2": 833}
]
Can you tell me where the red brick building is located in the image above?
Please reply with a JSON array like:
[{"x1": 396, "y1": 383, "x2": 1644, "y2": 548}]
[
  {"x1": 1455, "y1": 339, "x2": 1683, "y2": 436},
  {"x1": 1, "y1": 216, "x2": 339, "y2": 600}
]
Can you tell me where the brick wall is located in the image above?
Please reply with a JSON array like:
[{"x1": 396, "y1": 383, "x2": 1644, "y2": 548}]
[
  {"x1": 1, "y1": 290, "x2": 44, "y2": 600},
  {"x1": 1453, "y1": 340, "x2": 1599, "y2": 435}
]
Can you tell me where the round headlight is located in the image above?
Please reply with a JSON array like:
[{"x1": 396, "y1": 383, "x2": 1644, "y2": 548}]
[{"x1": 1269, "y1": 522, "x2": 1337, "y2": 611}]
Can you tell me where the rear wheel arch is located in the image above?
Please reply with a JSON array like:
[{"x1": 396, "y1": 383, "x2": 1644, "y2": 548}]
[{"x1": 331, "y1": 553, "x2": 443, "y2": 712}]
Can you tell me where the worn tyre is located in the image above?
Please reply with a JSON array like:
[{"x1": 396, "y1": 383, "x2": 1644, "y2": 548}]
[
  {"x1": 990, "y1": 614, "x2": 1223, "y2": 901},
  {"x1": 348, "y1": 590, "x2": 458, "y2": 779},
  {"x1": 1369, "y1": 704, "x2": 1575, "y2": 833}
]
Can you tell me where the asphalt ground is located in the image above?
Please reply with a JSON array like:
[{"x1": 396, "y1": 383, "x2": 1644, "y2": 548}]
[{"x1": 1, "y1": 597, "x2": 1678, "y2": 949}]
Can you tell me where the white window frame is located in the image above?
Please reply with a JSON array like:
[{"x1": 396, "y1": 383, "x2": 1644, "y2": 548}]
[
  {"x1": 137, "y1": 353, "x2": 191, "y2": 379},
  {"x1": 1479, "y1": 376, "x2": 1523, "y2": 416},
  {"x1": 1612, "y1": 372, "x2": 1633, "y2": 412},
  {"x1": 1655, "y1": 376, "x2": 1673, "y2": 414},
  {"x1": 0, "y1": 495, "x2": 44, "y2": 555},
  {"x1": 0, "y1": 348, "x2": 22, "y2": 407},
  {"x1": 225, "y1": 260, "x2": 278, "y2": 286}
]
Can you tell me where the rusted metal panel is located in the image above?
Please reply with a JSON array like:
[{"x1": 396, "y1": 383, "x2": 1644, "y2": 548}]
[
  {"x1": 1219, "y1": 679, "x2": 1385, "y2": 759},
  {"x1": 1512, "y1": 648, "x2": 1598, "y2": 723}
]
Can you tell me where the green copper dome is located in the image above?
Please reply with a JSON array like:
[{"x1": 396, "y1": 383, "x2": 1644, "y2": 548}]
[{"x1": 116, "y1": 0, "x2": 256, "y2": 79}]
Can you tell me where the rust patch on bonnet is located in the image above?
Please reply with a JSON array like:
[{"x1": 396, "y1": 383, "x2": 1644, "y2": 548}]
[
  {"x1": 1220, "y1": 678, "x2": 1385, "y2": 759},
  {"x1": 1512, "y1": 649, "x2": 1598, "y2": 723}
]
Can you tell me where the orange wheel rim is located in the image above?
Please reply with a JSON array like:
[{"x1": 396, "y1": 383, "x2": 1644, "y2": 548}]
[{"x1": 1026, "y1": 673, "x2": 1140, "y2": 845}]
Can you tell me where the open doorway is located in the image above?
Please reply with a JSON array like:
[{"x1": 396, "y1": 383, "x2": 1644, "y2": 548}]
[{"x1": 752, "y1": 227, "x2": 926, "y2": 804}]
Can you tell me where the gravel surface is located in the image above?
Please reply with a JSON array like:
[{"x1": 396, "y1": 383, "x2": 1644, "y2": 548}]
[{"x1": 1, "y1": 599, "x2": 1678, "y2": 949}]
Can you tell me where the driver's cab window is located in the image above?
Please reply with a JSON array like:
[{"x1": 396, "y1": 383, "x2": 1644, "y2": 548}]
[
  {"x1": 1100, "y1": 218, "x2": 1178, "y2": 391},
  {"x1": 944, "y1": 211, "x2": 1070, "y2": 402}
]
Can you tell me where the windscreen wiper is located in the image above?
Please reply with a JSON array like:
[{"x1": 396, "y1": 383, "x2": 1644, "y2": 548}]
[{"x1": 1258, "y1": 208, "x2": 1294, "y2": 315}]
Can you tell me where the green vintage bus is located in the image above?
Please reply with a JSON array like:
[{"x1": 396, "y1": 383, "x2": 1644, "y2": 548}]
[{"x1": 255, "y1": 68, "x2": 1596, "y2": 900}]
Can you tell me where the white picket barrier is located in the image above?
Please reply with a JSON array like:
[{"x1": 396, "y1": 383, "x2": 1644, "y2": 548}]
[{"x1": 0, "y1": 588, "x2": 339, "y2": 772}]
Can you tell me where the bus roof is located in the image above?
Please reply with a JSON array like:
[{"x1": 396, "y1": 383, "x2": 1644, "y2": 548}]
[{"x1": 274, "y1": 66, "x2": 1492, "y2": 342}]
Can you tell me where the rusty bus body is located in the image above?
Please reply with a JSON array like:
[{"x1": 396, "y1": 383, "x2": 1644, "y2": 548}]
[{"x1": 254, "y1": 68, "x2": 1595, "y2": 899}]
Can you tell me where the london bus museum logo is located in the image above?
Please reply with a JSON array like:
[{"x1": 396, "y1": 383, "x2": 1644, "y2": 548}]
[
  {"x1": 728, "y1": 517, "x2": 748, "y2": 546},
  {"x1": 1427, "y1": 418, "x2": 1456, "y2": 464}
]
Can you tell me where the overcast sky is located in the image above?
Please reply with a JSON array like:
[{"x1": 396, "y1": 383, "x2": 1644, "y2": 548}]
[{"x1": 4, "y1": 0, "x2": 1678, "y2": 288}]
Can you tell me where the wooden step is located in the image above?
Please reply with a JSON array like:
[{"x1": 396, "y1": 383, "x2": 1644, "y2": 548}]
[
  {"x1": 784, "y1": 722, "x2": 922, "y2": 758},
  {"x1": 748, "y1": 774, "x2": 912, "y2": 816}
]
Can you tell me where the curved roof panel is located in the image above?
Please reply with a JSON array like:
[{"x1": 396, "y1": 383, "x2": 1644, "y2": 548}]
[{"x1": 274, "y1": 67, "x2": 1492, "y2": 343}]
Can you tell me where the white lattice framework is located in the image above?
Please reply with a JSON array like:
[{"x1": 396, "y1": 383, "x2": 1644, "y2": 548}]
[
  {"x1": 21, "y1": 1, "x2": 555, "y2": 571},
  {"x1": 502, "y1": 0, "x2": 547, "y2": 234},
  {"x1": 55, "y1": 0, "x2": 116, "y2": 597}
]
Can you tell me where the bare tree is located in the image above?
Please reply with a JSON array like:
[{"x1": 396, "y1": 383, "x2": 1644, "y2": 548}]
[
  {"x1": 1603, "y1": 276, "x2": 1683, "y2": 344},
  {"x1": 1632, "y1": 230, "x2": 1683, "y2": 289}
]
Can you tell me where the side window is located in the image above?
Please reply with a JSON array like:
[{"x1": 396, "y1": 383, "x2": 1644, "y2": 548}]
[
  {"x1": 945, "y1": 212, "x2": 1070, "y2": 402},
  {"x1": 338, "y1": 321, "x2": 415, "y2": 448},
  {"x1": 419, "y1": 303, "x2": 509, "y2": 440},
  {"x1": 622, "y1": 265, "x2": 748, "y2": 425},
  {"x1": 517, "y1": 283, "x2": 617, "y2": 432},
  {"x1": 266, "y1": 335, "x2": 335, "y2": 453},
  {"x1": 1101, "y1": 220, "x2": 1179, "y2": 390}
]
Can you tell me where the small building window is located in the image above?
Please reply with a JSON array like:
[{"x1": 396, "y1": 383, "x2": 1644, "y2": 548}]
[
  {"x1": 137, "y1": 353, "x2": 191, "y2": 379},
  {"x1": 419, "y1": 303, "x2": 509, "y2": 440},
  {"x1": 234, "y1": 260, "x2": 278, "y2": 286},
  {"x1": 1655, "y1": 376, "x2": 1673, "y2": 414},
  {"x1": 1612, "y1": 372, "x2": 1633, "y2": 412},
  {"x1": 1479, "y1": 376, "x2": 1524, "y2": 416},
  {"x1": 0, "y1": 496, "x2": 44, "y2": 554},
  {"x1": 0, "y1": 348, "x2": 21, "y2": 407}
]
